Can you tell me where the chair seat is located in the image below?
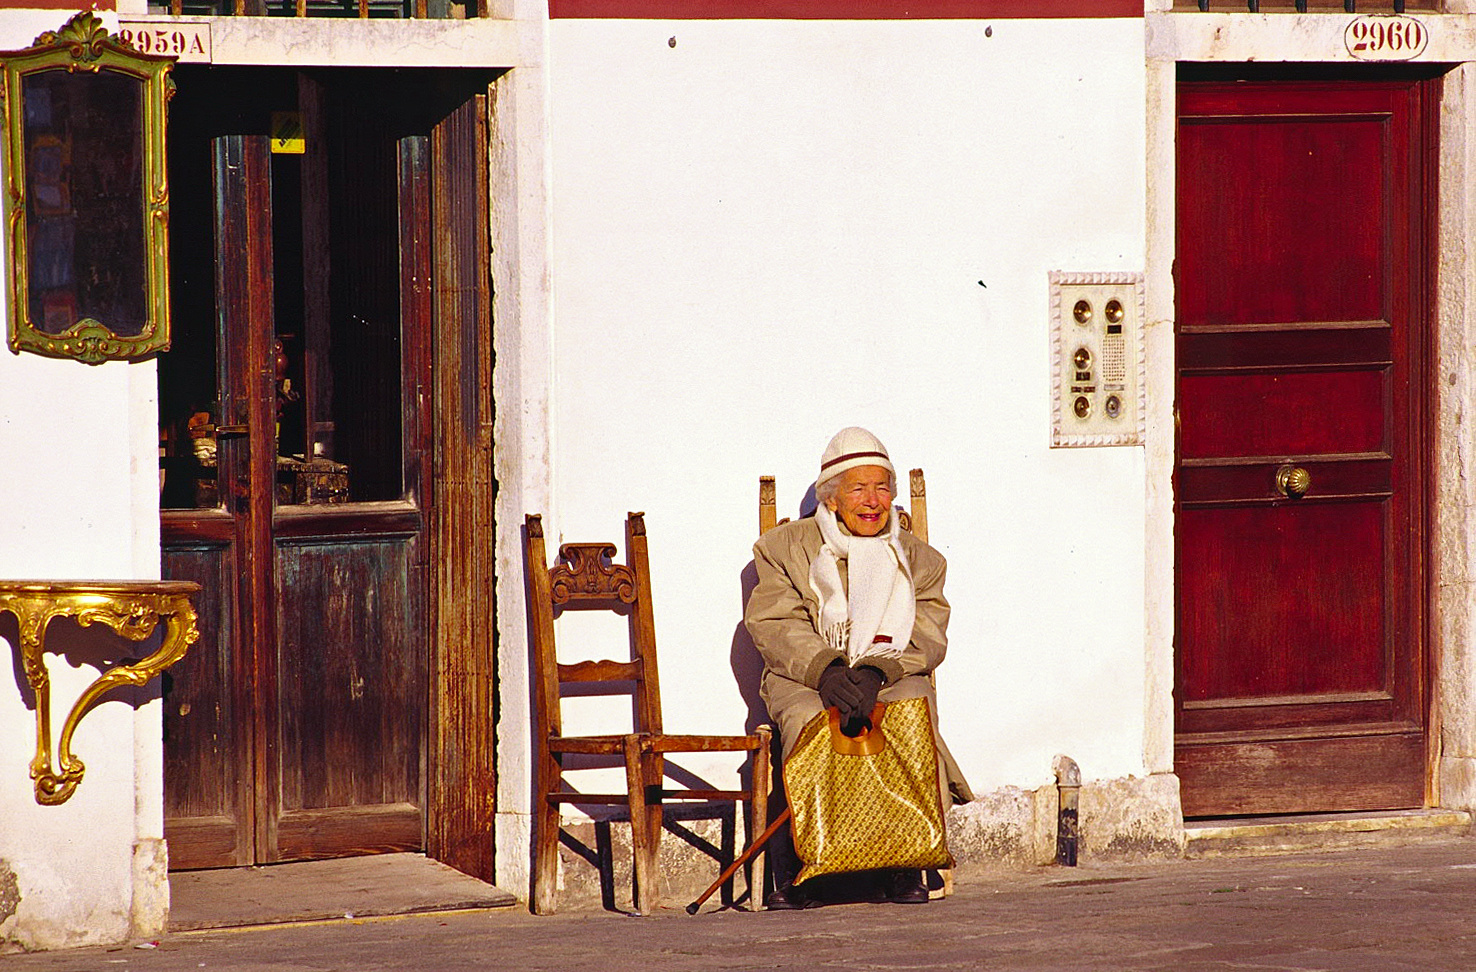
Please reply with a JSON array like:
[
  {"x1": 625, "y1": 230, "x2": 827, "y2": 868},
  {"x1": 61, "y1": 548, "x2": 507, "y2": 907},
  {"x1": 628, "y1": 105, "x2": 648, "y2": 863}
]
[
  {"x1": 546, "y1": 734, "x2": 632, "y2": 756},
  {"x1": 547, "y1": 787, "x2": 753, "y2": 805},
  {"x1": 646, "y1": 734, "x2": 765, "y2": 754},
  {"x1": 548, "y1": 732, "x2": 764, "y2": 756}
]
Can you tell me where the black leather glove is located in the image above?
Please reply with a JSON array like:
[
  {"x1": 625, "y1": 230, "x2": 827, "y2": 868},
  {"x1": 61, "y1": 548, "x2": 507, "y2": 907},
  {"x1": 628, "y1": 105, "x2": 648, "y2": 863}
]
[
  {"x1": 817, "y1": 660, "x2": 862, "y2": 717},
  {"x1": 850, "y1": 665, "x2": 884, "y2": 715},
  {"x1": 839, "y1": 665, "x2": 885, "y2": 736}
]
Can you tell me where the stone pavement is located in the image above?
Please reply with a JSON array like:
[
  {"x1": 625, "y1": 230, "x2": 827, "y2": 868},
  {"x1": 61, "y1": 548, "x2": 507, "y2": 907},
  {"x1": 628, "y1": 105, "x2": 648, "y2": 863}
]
[{"x1": 10, "y1": 838, "x2": 1476, "y2": 971}]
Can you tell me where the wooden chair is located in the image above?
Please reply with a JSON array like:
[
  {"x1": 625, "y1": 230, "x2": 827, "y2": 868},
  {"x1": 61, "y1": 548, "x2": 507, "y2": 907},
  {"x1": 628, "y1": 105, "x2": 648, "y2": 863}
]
[
  {"x1": 756, "y1": 468, "x2": 954, "y2": 898},
  {"x1": 524, "y1": 511, "x2": 771, "y2": 916}
]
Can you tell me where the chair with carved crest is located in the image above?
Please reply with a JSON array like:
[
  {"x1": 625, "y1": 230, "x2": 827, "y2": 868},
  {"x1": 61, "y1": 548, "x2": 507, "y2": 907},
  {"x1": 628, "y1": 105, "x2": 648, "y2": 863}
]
[
  {"x1": 757, "y1": 467, "x2": 956, "y2": 898},
  {"x1": 523, "y1": 511, "x2": 771, "y2": 916}
]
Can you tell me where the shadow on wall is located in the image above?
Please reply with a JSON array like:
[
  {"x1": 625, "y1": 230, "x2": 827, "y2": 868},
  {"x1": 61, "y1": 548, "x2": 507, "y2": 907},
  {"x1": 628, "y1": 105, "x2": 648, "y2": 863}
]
[
  {"x1": 728, "y1": 483, "x2": 820, "y2": 890},
  {"x1": 728, "y1": 480, "x2": 817, "y2": 736},
  {"x1": 2, "y1": 609, "x2": 164, "y2": 715}
]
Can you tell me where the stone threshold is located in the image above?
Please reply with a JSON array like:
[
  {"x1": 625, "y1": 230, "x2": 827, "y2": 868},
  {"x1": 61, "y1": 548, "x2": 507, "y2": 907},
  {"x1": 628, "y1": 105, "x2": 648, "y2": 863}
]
[
  {"x1": 1185, "y1": 808, "x2": 1472, "y2": 858},
  {"x1": 169, "y1": 853, "x2": 519, "y2": 931}
]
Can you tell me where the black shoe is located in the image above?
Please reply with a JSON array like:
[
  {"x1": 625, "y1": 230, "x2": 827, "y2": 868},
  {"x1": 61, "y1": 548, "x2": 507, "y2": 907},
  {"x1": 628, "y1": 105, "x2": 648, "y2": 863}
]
[
  {"x1": 885, "y1": 869, "x2": 929, "y2": 905},
  {"x1": 764, "y1": 883, "x2": 820, "y2": 910}
]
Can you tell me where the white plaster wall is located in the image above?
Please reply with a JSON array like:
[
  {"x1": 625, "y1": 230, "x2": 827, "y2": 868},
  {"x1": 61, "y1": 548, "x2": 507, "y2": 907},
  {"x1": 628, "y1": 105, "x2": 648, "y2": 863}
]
[
  {"x1": 542, "y1": 18, "x2": 1149, "y2": 800},
  {"x1": 0, "y1": 10, "x2": 166, "y2": 951},
  {"x1": 487, "y1": 0, "x2": 555, "y2": 893},
  {"x1": 0, "y1": 352, "x2": 164, "y2": 950}
]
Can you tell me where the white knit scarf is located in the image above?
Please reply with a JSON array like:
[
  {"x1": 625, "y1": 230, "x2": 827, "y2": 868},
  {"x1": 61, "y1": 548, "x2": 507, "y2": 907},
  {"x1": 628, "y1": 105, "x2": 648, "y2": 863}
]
[{"x1": 809, "y1": 504, "x2": 915, "y2": 664}]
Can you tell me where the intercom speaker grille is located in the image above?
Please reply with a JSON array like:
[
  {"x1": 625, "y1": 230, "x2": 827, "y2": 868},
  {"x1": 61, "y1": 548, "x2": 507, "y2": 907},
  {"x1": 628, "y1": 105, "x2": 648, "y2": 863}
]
[{"x1": 1103, "y1": 332, "x2": 1126, "y2": 385}]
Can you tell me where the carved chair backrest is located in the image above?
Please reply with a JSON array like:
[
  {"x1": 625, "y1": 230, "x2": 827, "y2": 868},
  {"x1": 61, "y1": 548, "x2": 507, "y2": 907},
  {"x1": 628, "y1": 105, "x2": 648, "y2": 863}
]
[
  {"x1": 524, "y1": 512, "x2": 664, "y2": 741},
  {"x1": 759, "y1": 467, "x2": 929, "y2": 542}
]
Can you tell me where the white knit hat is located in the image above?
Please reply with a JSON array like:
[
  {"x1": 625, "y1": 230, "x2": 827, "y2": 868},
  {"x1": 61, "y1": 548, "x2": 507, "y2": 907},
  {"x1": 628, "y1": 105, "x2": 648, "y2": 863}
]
[{"x1": 818, "y1": 426, "x2": 895, "y2": 488}]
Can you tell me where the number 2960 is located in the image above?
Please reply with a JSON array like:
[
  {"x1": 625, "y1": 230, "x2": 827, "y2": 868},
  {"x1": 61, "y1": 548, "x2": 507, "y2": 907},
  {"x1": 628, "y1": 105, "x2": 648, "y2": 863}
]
[{"x1": 1345, "y1": 15, "x2": 1428, "y2": 61}]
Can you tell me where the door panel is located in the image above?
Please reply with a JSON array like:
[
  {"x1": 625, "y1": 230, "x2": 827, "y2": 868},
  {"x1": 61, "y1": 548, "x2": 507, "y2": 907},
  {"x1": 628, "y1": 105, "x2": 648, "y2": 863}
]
[
  {"x1": 425, "y1": 93, "x2": 498, "y2": 883},
  {"x1": 1178, "y1": 371, "x2": 1386, "y2": 458},
  {"x1": 1179, "y1": 503, "x2": 1386, "y2": 703},
  {"x1": 1175, "y1": 734, "x2": 1425, "y2": 816},
  {"x1": 273, "y1": 533, "x2": 424, "y2": 860},
  {"x1": 1175, "y1": 114, "x2": 1387, "y2": 326},
  {"x1": 161, "y1": 535, "x2": 248, "y2": 868},
  {"x1": 160, "y1": 131, "x2": 275, "y2": 868},
  {"x1": 1174, "y1": 78, "x2": 1432, "y2": 817}
]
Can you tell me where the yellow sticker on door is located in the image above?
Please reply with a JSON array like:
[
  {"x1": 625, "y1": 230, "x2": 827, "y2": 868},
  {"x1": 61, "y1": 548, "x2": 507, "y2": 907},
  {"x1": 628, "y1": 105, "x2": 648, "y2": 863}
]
[{"x1": 272, "y1": 112, "x2": 305, "y2": 155}]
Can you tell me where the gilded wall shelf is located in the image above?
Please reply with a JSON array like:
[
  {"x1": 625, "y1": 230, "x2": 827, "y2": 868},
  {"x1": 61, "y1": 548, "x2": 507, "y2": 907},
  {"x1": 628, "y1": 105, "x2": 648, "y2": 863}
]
[{"x1": 0, "y1": 579, "x2": 200, "y2": 805}]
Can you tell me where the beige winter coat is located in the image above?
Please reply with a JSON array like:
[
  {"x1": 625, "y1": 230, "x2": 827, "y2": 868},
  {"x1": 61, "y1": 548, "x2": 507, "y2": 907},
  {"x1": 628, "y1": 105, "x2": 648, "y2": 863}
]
[{"x1": 745, "y1": 515, "x2": 973, "y2": 804}]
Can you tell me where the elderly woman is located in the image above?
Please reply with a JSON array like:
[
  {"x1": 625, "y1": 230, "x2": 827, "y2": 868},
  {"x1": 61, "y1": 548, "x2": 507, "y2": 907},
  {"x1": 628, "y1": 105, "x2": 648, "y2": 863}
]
[{"x1": 745, "y1": 427, "x2": 972, "y2": 910}]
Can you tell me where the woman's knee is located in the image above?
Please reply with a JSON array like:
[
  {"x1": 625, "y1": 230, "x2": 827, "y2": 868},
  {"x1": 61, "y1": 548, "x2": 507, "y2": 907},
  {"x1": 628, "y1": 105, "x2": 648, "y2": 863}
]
[{"x1": 879, "y1": 675, "x2": 934, "y2": 703}]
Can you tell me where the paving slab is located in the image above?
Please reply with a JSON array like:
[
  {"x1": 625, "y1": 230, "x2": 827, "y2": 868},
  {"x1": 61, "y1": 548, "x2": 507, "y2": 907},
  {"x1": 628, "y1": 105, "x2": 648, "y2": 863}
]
[
  {"x1": 8, "y1": 838, "x2": 1476, "y2": 970},
  {"x1": 167, "y1": 853, "x2": 517, "y2": 930}
]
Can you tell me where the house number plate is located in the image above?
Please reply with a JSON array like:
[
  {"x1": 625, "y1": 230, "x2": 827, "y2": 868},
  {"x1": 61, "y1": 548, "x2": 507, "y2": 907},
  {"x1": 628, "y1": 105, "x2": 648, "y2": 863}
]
[
  {"x1": 1344, "y1": 15, "x2": 1427, "y2": 61},
  {"x1": 118, "y1": 21, "x2": 212, "y2": 63}
]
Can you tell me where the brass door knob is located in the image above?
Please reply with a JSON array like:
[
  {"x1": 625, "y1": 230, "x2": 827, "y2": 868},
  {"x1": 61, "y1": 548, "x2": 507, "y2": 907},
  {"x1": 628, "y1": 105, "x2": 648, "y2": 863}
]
[{"x1": 1275, "y1": 464, "x2": 1311, "y2": 499}]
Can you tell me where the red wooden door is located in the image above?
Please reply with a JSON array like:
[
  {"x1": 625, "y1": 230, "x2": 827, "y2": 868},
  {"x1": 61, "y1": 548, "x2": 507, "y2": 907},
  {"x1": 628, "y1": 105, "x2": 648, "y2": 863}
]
[{"x1": 1174, "y1": 78, "x2": 1434, "y2": 817}]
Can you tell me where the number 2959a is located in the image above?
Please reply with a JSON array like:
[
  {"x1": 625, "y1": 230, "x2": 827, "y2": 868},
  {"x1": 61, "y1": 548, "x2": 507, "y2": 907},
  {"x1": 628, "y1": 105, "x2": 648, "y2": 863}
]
[
  {"x1": 1345, "y1": 16, "x2": 1428, "y2": 61},
  {"x1": 116, "y1": 22, "x2": 212, "y2": 63}
]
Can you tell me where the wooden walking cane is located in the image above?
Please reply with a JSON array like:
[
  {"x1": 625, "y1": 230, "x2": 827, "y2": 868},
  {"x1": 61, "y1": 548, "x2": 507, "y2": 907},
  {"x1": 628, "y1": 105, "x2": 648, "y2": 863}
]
[{"x1": 685, "y1": 807, "x2": 792, "y2": 915}]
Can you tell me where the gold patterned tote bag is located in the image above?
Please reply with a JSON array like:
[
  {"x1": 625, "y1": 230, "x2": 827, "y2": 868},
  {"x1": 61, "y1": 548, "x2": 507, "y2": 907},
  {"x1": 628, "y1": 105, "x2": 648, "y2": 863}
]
[{"x1": 783, "y1": 696, "x2": 952, "y2": 883}]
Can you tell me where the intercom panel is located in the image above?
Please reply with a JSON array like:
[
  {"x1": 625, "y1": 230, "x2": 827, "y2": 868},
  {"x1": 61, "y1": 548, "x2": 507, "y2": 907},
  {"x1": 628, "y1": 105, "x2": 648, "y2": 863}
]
[{"x1": 1049, "y1": 272, "x2": 1145, "y2": 448}]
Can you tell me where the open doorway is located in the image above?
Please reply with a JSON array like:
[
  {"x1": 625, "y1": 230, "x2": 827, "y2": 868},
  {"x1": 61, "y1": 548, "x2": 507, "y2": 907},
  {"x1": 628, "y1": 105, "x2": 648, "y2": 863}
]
[{"x1": 159, "y1": 66, "x2": 498, "y2": 876}]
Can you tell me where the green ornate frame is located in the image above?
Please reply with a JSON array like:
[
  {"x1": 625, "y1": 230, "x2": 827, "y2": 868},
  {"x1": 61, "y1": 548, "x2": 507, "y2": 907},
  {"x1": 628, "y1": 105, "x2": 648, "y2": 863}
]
[{"x1": 0, "y1": 13, "x2": 174, "y2": 364}]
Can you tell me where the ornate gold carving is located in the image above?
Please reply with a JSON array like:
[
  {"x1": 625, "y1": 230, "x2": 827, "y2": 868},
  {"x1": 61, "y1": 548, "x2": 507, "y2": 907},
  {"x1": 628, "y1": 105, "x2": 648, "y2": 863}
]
[
  {"x1": 550, "y1": 544, "x2": 637, "y2": 605},
  {"x1": 34, "y1": 11, "x2": 110, "y2": 62},
  {"x1": 2, "y1": 12, "x2": 175, "y2": 363},
  {"x1": 0, "y1": 580, "x2": 200, "y2": 805}
]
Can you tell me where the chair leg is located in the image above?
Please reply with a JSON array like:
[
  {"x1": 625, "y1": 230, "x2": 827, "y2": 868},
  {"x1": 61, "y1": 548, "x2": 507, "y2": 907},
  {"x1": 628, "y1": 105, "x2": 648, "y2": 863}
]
[
  {"x1": 531, "y1": 757, "x2": 562, "y2": 915},
  {"x1": 623, "y1": 734, "x2": 654, "y2": 915},
  {"x1": 748, "y1": 727, "x2": 772, "y2": 910},
  {"x1": 645, "y1": 751, "x2": 664, "y2": 906}
]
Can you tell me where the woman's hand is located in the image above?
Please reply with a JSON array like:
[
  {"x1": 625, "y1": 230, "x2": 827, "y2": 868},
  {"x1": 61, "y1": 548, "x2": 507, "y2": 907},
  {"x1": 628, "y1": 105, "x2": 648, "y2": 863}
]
[
  {"x1": 819, "y1": 662, "x2": 886, "y2": 735},
  {"x1": 849, "y1": 665, "x2": 884, "y2": 715},
  {"x1": 817, "y1": 661, "x2": 861, "y2": 715}
]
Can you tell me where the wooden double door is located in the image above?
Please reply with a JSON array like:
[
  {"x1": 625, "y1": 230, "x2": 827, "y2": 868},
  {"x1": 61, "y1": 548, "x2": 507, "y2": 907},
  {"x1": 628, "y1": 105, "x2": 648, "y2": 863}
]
[
  {"x1": 159, "y1": 68, "x2": 496, "y2": 870},
  {"x1": 1175, "y1": 74, "x2": 1437, "y2": 817}
]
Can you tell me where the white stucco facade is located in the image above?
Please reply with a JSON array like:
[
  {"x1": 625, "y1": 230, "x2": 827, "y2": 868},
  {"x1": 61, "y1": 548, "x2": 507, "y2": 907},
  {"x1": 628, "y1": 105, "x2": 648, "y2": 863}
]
[
  {"x1": 11, "y1": 0, "x2": 1476, "y2": 948},
  {"x1": 519, "y1": 6, "x2": 1476, "y2": 894},
  {"x1": 536, "y1": 17, "x2": 1150, "y2": 799}
]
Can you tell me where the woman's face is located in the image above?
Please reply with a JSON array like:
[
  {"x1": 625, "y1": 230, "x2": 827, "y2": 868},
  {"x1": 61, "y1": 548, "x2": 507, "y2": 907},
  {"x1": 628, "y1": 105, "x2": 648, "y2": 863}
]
[{"x1": 825, "y1": 465, "x2": 893, "y2": 537}]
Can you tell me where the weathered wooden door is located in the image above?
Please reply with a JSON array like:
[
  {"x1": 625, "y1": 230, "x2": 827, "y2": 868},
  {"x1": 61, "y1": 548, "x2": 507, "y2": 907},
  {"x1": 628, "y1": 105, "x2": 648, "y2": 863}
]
[
  {"x1": 159, "y1": 70, "x2": 454, "y2": 866},
  {"x1": 1174, "y1": 77, "x2": 1435, "y2": 817}
]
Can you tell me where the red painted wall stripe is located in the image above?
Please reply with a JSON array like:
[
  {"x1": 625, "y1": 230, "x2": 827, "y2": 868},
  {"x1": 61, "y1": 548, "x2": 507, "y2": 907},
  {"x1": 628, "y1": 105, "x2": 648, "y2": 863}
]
[
  {"x1": 550, "y1": 0, "x2": 1141, "y2": 17},
  {"x1": 0, "y1": 0, "x2": 114, "y2": 8}
]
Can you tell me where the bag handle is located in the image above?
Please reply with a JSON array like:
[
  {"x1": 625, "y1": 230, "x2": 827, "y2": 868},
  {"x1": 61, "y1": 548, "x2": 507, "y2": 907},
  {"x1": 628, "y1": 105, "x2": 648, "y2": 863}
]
[{"x1": 827, "y1": 702, "x2": 888, "y2": 756}]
